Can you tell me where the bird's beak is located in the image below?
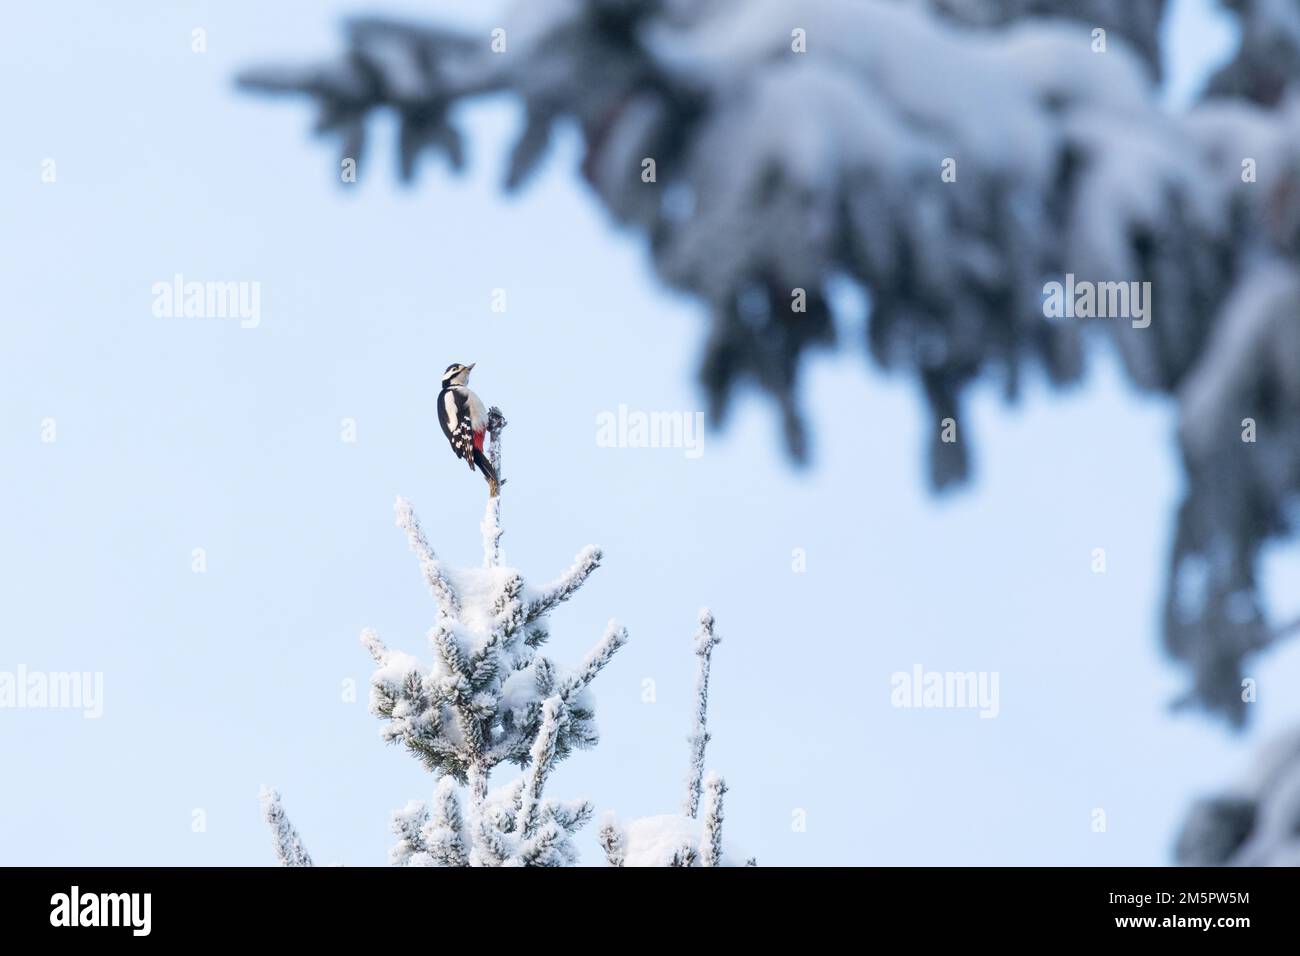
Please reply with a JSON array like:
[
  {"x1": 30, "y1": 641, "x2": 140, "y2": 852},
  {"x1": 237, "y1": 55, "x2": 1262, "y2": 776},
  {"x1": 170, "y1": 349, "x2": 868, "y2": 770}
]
[{"x1": 466, "y1": 363, "x2": 475, "y2": 372}]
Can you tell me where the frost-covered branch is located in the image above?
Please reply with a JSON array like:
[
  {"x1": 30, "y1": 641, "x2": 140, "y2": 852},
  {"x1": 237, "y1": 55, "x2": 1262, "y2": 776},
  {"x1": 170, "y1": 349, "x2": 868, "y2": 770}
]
[
  {"x1": 395, "y1": 496, "x2": 458, "y2": 615},
  {"x1": 669, "y1": 845, "x2": 698, "y2": 867},
  {"x1": 684, "y1": 608, "x2": 720, "y2": 818},
  {"x1": 481, "y1": 406, "x2": 507, "y2": 568},
  {"x1": 360, "y1": 627, "x2": 387, "y2": 664},
  {"x1": 598, "y1": 813, "x2": 627, "y2": 867},
  {"x1": 515, "y1": 696, "x2": 566, "y2": 840},
  {"x1": 527, "y1": 546, "x2": 602, "y2": 623},
  {"x1": 486, "y1": 406, "x2": 506, "y2": 482},
  {"x1": 259, "y1": 786, "x2": 313, "y2": 867},
  {"x1": 236, "y1": 16, "x2": 502, "y2": 182},
  {"x1": 919, "y1": 0, "x2": 1168, "y2": 74},
  {"x1": 600, "y1": 611, "x2": 748, "y2": 865},
  {"x1": 559, "y1": 620, "x2": 629, "y2": 700},
  {"x1": 700, "y1": 772, "x2": 727, "y2": 867},
  {"x1": 423, "y1": 778, "x2": 470, "y2": 867},
  {"x1": 389, "y1": 799, "x2": 430, "y2": 866},
  {"x1": 481, "y1": 501, "x2": 503, "y2": 570}
]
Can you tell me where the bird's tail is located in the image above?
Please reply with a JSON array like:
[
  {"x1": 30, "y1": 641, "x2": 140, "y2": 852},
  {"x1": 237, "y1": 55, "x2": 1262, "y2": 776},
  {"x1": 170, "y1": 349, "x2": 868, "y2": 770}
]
[{"x1": 473, "y1": 449, "x2": 500, "y2": 497}]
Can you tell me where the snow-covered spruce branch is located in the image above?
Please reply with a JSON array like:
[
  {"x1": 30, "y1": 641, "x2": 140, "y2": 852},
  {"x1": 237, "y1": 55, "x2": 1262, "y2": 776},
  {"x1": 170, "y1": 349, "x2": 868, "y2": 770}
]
[
  {"x1": 424, "y1": 777, "x2": 470, "y2": 867},
  {"x1": 514, "y1": 697, "x2": 566, "y2": 842},
  {"x1": 598, "y1": 812, "x2": 627, "y2": 867},
  {"x1": 235, "y1": 16, "x2": 507, "y2": 182},
  {"x1": 526, "y1": 546, "x2": 603, "y2": 623},
  {"x1": 921, "y1": 0, "x2": 1168, "y2": 74},
  {"x1": 600, "y1": 609, "x2": 750, "y2": 866},
  {"x1": 259, "y1": 786, "x2": 313, "y2": 867},
  {"x1": 669, "y1": 845, "x2": 698, "y2": 867},
  {"x1": 684, "y1": 608, "x2": 720, "y2": 818},
  {"x1": 700, "y1": 773, "x2": 727, "y2": 867},
  {"x1": 239, "y1": 0, "x2": 1300, "y2": 726},
  {"x1": 395, "y1": 496, "x2": 458, "y2": 615},
  {"x1": 389, "y1": 799, "x2": 429, "y2": 866},
  {"x1": 482, "y1": 620, "x2": 627, "y2": 768},
  {"x1": 263, "y1": 493, "x2": 625, "y2": 866},
  {"x1": 558, "y1": 619, "x2": 629, "y2": 700},
  {"x1": 265, "y1": 504, "x2": 748, "y2": 864}
]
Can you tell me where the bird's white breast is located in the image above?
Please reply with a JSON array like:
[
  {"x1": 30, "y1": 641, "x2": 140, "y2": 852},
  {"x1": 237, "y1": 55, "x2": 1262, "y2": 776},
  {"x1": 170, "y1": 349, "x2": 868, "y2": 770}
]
[{"x1": 465, "y1": 388, "x2": 488, "y2": 431}]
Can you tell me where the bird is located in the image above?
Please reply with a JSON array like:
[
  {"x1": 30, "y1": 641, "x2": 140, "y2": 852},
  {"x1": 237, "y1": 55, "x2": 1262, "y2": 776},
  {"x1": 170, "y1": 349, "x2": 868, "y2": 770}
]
[{"x1": 437, "y1": 362, "x2": 500, "y2": 497}]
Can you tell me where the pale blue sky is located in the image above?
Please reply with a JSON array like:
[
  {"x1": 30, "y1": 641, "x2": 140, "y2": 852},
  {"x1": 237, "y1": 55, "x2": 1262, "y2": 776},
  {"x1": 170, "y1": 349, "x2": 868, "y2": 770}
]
[{"x1": 3, "y1": 0, "x2": 1298, "y2": 866}]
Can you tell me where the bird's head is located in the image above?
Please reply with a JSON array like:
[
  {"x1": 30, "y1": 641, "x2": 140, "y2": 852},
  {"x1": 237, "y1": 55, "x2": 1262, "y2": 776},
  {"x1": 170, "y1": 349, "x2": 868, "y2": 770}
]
[{"x1": 442, "y1": 362, "x2": 474, "y2": 387}]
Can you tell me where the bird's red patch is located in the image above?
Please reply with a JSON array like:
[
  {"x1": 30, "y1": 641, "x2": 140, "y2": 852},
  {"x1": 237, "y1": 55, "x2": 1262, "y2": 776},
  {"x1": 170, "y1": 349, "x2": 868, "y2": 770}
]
[{"x1": 473, "y1": 429, "x2": 485, "y2": 452}]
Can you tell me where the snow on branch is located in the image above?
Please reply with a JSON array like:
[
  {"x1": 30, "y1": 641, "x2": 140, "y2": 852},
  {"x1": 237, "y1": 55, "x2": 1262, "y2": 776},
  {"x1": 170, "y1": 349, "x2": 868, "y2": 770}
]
[
  {"x1": 600, "y1": 611, "x2": 749, "y2": 865},
  {"x1": 395, "y1": 497, "x2": 458, "y2": 615},
  {"x1": 598, "y1": 812, "x2": 627, "y2": 867},
  {"x1": 259, "y1": 786, "x2": 313, "y2": 867},
  {"x1": 236, "y1": 16, "x2": 500, "y2": 182},
  {"x1": 920, "y1": 0, "x2": 1168, "y2": 75},
  {"x1": 515, "y1": 696, "x2": 567, "y2": 840},
  {"x1": 389, "y1": 799, "x2": 430, "y2": 866},
  {"x1": 360, "y1": 627, "x2": 387, "y2": 664},
  {"x1": 481, "y1": 406, "x2": 508, "y2": 568},
  {"x1": 700, "y1": 773, "x2": 727, "y2": 867},
  {"x1": 669, "y1": 844, "x2": 698, "y2": 867},
  {"x1": 526, "y1": 546, "x2": 603, "y2": 623},
  {"x1": 486, "y1": 407, "x2": 506, "y2": 482},
  {"x1": 558, "y1": 619, "x2": 629, "y2": 701},
  {"x1": 481, "y1": 501, "x2": 503, "y2": 570},
  {"x1": 422, "y1": 778, "x2": 470, "y2": 867},
  {"x1": 684, "y1": 608, "x2": 720, "y2": 818}
]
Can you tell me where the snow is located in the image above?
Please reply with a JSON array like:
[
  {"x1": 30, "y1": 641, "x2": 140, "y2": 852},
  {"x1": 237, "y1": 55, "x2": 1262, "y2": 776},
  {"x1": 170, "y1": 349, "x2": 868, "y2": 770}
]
[
  {"x1": 443, "y1": 565, "x2": 527, "y2": 635},
  {"x1": 388, "y1": 799, "x2": 429, "y2": 866},
  {"x1": 622, "y1": 814, "x2": 703, "y2": 867},
  {"x1": 259, "y1": 786, "x2": 313, "y2": 867},
  {"x1": 497, "y1": 665, "x2": 541, "y2": 715},
  {"x1": 369, "y1": 647, "x2": 424, "y2": 692},
  {"x1": 481, "y1": 495, "x2": 503, "y2": 569},
  {"x1": 616, "y1": 813, "x2": 745, "y2": 867}
]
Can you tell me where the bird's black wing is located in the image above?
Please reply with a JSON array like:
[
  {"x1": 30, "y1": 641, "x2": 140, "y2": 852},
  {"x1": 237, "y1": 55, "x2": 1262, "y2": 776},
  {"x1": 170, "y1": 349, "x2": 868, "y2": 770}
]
[{"x1": 438, "y1": 387, "x2": 477, "y2": 470}]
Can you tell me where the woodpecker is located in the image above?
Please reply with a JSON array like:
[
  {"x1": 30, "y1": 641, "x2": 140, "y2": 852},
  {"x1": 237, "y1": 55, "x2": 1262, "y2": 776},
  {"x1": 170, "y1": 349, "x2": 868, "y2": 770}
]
[{"x1": 437, "y1": 362, "x2": 500, "y2": 497}]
